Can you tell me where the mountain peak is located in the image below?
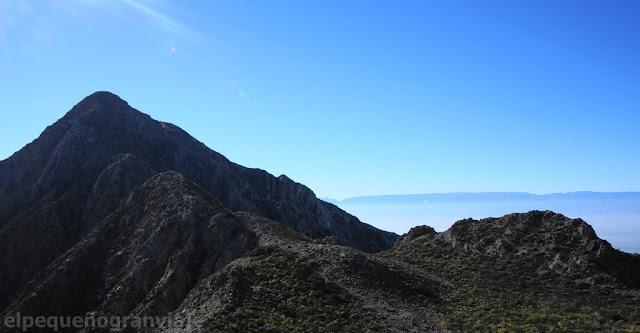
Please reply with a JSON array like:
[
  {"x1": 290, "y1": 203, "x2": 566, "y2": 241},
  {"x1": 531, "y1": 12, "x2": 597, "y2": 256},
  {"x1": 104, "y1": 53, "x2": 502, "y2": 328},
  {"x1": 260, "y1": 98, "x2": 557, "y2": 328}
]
[
  {"x1": 63, "y1": 91, "x2": 135, "y2": 122},
  {"x1": 78, "y1": 91, "x2": 129, "y2": 108}
]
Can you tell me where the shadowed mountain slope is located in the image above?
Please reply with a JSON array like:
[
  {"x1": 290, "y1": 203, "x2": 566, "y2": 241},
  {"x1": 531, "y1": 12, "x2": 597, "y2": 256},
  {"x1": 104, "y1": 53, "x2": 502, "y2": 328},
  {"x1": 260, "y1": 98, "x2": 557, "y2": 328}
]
[
  {"x1": 0, "y1": 92, "x2": 396, "y2": 312},
  {"x1": 1, "y1": 172, "x2": 443, "y2": 332}
]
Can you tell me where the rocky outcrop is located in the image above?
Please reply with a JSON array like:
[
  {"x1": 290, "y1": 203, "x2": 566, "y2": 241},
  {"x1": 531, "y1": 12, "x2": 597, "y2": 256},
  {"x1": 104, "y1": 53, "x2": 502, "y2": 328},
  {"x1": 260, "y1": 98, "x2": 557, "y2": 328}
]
[
  {"x1": 404, "y1": 210, "x2": 640, "y2": 287},
  {"x1": 395, "y1": 225, "x2": 437, "y2": 245}
]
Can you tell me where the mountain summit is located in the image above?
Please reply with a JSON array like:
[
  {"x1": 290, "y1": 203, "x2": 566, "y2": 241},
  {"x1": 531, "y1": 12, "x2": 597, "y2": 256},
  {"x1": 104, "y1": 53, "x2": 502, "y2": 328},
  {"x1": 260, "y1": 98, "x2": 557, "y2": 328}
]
[{"x1": 0, "y1": 91, "x2": 395, "y2": 249}]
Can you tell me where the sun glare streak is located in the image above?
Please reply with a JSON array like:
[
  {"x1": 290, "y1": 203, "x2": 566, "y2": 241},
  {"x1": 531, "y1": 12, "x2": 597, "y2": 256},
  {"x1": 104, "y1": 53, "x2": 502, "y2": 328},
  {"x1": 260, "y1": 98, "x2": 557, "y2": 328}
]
[
  {"x1": 0, "y1": 0, "x2": 226, "y2": 57},
  {"x1": 117, "y1": 0, "x2": 224, "y2": 49}
]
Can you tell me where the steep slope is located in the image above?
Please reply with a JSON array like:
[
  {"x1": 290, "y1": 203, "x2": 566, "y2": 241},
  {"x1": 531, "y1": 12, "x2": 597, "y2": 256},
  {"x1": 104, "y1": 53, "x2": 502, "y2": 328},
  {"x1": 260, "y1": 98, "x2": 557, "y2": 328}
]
[
  {"x1": 2, "y1": 172, "x2": 246, "y2": 319},
  {"x1": 0, "y1": 92, "x2": 396, "y2": 311}
]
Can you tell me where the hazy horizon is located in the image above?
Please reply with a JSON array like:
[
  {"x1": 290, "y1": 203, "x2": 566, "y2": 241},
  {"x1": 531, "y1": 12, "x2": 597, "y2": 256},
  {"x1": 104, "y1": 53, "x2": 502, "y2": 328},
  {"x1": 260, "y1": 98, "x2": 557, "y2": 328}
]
[
  {"x1": 322, "y1": 191, "x2": 640, "y2": 202},
  {"x1": 324, "y1": 192, "x2": 640, "y2": 253}
]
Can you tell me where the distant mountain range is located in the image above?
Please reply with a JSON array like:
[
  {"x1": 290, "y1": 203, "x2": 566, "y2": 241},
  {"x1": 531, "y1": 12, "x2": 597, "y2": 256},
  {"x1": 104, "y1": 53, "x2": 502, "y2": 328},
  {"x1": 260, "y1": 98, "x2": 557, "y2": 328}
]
[
  {"x1": 0, "y1": 92, "x2": 638, "y2": 332},
  {"x1": 325, "y1": 191, "x2": 640, "y2": 208}
]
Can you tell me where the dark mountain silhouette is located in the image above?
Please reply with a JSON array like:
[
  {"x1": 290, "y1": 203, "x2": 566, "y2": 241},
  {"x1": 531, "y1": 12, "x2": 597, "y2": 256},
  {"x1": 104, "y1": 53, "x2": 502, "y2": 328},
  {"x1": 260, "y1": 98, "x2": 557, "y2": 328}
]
[
  {"x1": 0, "y1": 92, "x2": 395, "y2": 315},
  {"x1": 0, "y1": 92, "x2": 638, "y2": 332}
]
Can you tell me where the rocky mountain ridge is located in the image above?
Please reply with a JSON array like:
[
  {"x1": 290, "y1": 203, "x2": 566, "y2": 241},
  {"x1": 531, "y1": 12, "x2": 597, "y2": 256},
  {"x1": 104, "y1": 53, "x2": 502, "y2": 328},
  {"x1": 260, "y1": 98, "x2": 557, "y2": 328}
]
[{"x1": 0, "y1": 92, "x2": 396, "y2": 313}]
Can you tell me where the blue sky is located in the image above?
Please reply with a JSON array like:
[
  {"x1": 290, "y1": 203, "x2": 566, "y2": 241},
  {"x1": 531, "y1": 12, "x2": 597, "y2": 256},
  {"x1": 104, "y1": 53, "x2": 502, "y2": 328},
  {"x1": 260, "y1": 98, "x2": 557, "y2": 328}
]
[{"x1": 1, "y1": 0, "x2": 639, "y2": 199}]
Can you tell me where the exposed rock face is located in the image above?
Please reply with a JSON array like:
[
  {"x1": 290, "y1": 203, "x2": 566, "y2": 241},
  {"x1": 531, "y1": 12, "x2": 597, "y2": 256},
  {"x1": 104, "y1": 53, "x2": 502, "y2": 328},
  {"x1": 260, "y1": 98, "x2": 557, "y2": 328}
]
[
  {"x1": 395, "y1": 225, "x2": 437, "y2": 245},
  {"x1": 0, "y1": 92, "x2": 397, "y2": 312},
  {"x1": 2, "y1": 172, "x2": 255, "y2": 319},
  {"x1": 407, "y1": 211, "x2": 640, "y2": 287}
]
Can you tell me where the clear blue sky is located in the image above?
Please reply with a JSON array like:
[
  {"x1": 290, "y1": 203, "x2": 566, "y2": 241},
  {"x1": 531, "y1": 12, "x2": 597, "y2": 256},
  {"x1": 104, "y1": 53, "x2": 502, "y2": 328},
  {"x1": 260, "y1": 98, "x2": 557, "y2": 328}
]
[{"x1": 1, "y1": 0, "x2": 639, "y2": 199}]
